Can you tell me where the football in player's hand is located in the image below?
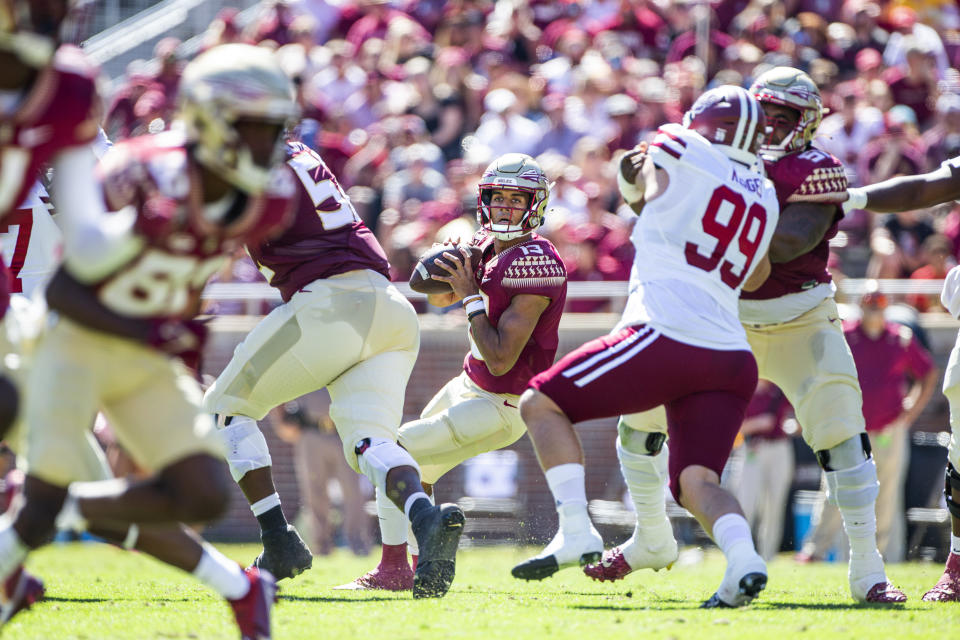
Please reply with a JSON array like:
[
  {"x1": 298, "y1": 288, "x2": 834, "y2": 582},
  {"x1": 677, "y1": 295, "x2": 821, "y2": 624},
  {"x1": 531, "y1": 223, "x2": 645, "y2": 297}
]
[{"x1": 409, "y1": 244, "x2": 483, "y2": 294}]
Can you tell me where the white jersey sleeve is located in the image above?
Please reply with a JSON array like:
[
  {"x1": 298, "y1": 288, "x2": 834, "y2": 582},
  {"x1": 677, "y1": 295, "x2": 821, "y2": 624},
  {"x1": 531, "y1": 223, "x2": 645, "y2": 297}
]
[{"x1": 618, "y1": 124, "x2": 779, "y2": 350}]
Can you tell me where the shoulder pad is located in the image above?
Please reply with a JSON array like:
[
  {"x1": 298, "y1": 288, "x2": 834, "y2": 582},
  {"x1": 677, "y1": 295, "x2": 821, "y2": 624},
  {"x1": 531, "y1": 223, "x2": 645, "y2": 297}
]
[
  {"x1": 649, "y1": 125, "x2": 690, "y2": 163},
  {"x1": 500, "y1": 241, "x2": 566, "y2": 290},
  {"x1": 771, "y1": 149, "x2": 848, "y2": 204},
  {"x1": 52, "y1": 45, "x2": 99, "y2": 79}
]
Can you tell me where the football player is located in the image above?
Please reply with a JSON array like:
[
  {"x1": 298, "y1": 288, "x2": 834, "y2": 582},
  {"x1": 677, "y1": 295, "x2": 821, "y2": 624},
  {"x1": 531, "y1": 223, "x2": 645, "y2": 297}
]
[
  {"x1": 202, "y1": 140, "x2": 464, "y2": 599},
  {"x1": 512, "y1": 86, "x2": 778, "y2": 608},
  {"x1": 589, "y1": 68, "x2": 907, "y2": 604},
  {"x1": 340, "y1": 153, "x2": 567, "y2": 590},
  {"x1": 0, "y1": 44, "x2": 299, "y2": 638},
  {"x1": 0, "y1": 0, "x2": 103, "y2": 444},
  {"x1": 843, "y1": 158, "x2": 960, "y2": 600}
]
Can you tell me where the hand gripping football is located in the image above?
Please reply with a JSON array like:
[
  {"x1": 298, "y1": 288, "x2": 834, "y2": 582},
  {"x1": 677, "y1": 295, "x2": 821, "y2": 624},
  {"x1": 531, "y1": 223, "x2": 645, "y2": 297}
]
[{"x1": 408, "y1": 244, "x2": 483, "y2": 294}]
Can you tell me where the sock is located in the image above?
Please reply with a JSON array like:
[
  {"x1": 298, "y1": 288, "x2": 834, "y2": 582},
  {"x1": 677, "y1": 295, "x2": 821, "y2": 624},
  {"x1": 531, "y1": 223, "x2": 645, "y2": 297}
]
[
  {"x1": 194, "y1": 543, "x2": 249, "y2": 600},
  {"x1": 404, "y1": 492, "x2": 431, "y2": 522},
  {"x1": 951, "y1": 533, "x2": 960, "y2": 557},
  {"x1": 545, "y1": 463, "x2": 587, "y2": 508},
  {"x1": 407, "y1": 494, "x2": 433, "y2": 556},
  {"x1": 839, "y1": 503, "x2": 878, "y2": 555},
  {"x1": 712, "y1": 513, "x2": 758, "y2": 566},
  {"x1": 376, "y1": 488, "x2": 407, "y2": 546},
  {"x1": 0, "y1": 525, "x2": 29, "y2": 582},
  {"x1": 251, "y1": 494, "x2": 285, "y2": 533},
  {"x1": 380, "y1": 543, "x2": 408, "y2": 568}
]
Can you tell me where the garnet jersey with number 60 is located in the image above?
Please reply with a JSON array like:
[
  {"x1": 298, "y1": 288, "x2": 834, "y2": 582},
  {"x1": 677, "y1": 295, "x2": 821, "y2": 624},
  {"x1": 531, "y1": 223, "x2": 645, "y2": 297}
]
[
  {"x1": 740, "y1": 146, "x2": 847, "y2": 303},
  {"x1": 463, "y1": 230, "x2": 567, "y2": 396},
  {"x1": 617, "y1": 124, "x2": 779, "y2": 350},
  {"x1": 83, "y1": 131, "x2": 296, "y2": 323},
  {"x1": 247, "y1": 142, "x2": 390, "y2": 301}
]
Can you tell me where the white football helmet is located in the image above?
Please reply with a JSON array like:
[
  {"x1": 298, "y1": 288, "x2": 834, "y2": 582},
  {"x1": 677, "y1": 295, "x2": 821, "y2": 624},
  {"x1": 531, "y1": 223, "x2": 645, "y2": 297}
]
[
  {"x1": 177, "y1": 43, "x2": 298, "y2": 195},
  {"x1": 477, "y1": 153, "x2": 552, "y2": 240}
]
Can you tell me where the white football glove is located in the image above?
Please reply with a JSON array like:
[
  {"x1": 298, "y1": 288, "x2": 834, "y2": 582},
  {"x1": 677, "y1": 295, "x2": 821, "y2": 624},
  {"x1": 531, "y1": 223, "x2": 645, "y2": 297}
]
[{"x1": 942, "y1": 265, "x2": 960, "y2": 319}]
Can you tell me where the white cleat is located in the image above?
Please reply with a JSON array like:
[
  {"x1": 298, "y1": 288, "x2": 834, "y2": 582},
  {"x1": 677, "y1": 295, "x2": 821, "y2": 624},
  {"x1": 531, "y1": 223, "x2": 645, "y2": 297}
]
[
  {"x1": 512, "y1": 525, "x2": 603, "y2": 581},
  {"x1": 702, "y1": 553, "x2": 767, "y2": 608},
  {"x1": 622, "y1": 524, "x2": 678, "y2": 571}
]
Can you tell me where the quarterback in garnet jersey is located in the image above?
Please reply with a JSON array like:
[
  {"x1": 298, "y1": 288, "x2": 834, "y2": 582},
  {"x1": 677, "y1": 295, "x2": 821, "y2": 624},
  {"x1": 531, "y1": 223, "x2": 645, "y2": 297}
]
[
  {"x1": 339, "y1": 152, "x2": 567, "y2": 592},
  {"x1": 205, "y1": 141, "x2": 466, "y2": 600},
  {"x1": 610, "y1": 68, "x2": 905, "y2": 605},
  {"x1": 0, "y1": 44, "x2": 299, "y2": 636}
]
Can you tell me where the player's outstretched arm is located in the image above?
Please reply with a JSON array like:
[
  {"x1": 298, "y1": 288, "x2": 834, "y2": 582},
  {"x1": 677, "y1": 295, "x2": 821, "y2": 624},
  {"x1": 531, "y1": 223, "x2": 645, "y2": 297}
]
[
  {"x1": 848, "y1": 164, "x2": 960, "y2": 213},
  {"x1": 468, "y1": 294, "x2": 550, "y2": 376},
  {"x1": 768, "y1": 202, "x2": 836, "y2": 264}
]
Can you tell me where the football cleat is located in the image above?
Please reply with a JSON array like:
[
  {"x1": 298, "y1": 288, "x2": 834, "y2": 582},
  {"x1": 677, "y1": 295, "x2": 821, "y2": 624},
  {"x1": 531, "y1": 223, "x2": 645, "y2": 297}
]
[
  {"x1": 922, "y1": 569, "x2": 960, "y2": 602},
  {"x1": 584, "y1": 546, "x2": 635, "y2": 582},
  {"x1": 0, "y1": 566, "x2": 44, "y2": 627},
  {"x1": 512, "y1": 525, "x2": 604, "y2": 581},
  {"x1": 411, "y1": 503, "x2": 465, "y2": 599},
  {"x1": 250, "y1": 525, "x2": 312, "y2": 581},
  {"x1": 229, "y1": 567, "x2": 276, "y2": 640},
  {"x1": 701, "y1": 572, "x2": 767, "y2": 608},
  {"x1": 334, "y1": 562, "x2": 414, "y2": 591},
  {"x1": 864, "y1": 581, "x2": 907, "y2": 603},
  {"x1": 848, "y1": 552, "x2": 901, "y2": 602}
]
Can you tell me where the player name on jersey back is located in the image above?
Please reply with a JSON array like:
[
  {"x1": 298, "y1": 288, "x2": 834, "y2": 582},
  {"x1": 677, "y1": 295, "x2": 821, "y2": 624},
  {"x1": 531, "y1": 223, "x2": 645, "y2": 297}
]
[{"x1": 617, "y1": 124, "x2": 779, "y2": 350}]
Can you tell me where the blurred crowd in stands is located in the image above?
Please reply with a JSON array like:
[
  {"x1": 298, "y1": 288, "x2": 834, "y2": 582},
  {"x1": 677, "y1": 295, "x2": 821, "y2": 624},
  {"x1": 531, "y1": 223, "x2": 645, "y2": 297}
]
[{"x1": 104, "y1": 0, "x2": 960, "y2": 313}]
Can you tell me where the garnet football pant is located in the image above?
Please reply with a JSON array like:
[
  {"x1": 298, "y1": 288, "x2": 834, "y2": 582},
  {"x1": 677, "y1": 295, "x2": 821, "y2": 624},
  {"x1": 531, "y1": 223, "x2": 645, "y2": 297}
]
[
  {"x1": 530, "y1": 325, "x2": 757, "y2": 500},
  {"x1": 398, "y1": 372, "x2": 526, "y2": 485},
  {"x1": 203, "y1": 269, "x2": 419, "y2": 472},
  {"x1": 25, "y1": 317, "x2": 223, "y2": 487},
  {"x1": 621, "y1": 298, "x2": 866, "y2": 456}
]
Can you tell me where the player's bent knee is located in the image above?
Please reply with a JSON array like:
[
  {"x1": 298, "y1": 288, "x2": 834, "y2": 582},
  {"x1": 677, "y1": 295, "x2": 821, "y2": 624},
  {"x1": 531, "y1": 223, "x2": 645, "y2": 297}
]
[
  {"x1": 218, "y1": 416, "x2": 272, "y2": 483},
  {"x1": 355, "y1": 438, "x2": 419, "y2": 492},
  {"x1": 815, "y1": 433, "x2": 871, "y2": 471},
  {"x1": 519, "y1": 388, "x2": 560, "y2": 425},
  {"x1": 618, "y1": 424, "x2": 667, "y2": 456}
]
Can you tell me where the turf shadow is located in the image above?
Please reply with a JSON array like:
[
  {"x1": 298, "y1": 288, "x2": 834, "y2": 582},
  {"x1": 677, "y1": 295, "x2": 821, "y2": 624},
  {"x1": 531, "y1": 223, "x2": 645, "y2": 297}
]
[{"x1": 279, "y1": 594, "x2": 399, "y2": 603}]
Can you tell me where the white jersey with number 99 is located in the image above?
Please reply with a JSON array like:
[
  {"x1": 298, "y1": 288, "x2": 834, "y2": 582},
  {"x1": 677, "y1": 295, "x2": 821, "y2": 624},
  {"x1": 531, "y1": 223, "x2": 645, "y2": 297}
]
[{"x1": 616, "y1": 124, "x2": 780, "y2": 350}]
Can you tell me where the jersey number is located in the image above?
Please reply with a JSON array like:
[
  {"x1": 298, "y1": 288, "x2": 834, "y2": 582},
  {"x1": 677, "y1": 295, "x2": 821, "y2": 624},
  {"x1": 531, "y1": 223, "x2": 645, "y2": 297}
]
[
  {"x1": 100, "y1": 250, "x2": 226, "y2": 316},
  {"x1": 289, "y1": 151, "x2": 360, "y2": 230},
  {"x1": 683, "y1": 185, "x2": 767, "y2": 289},
  {"x1": 0, "y1": 209, "x2": 33, "y2": 293}
]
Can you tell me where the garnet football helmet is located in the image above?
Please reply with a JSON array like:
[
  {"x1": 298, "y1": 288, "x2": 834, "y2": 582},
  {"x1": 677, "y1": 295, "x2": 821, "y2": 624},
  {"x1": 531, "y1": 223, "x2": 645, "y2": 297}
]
[
  {"x1": 477, "y1": 153, "x2": 552, "y2": 241},
  {"x1": 682, "y1": 85, "x2": 767, "y2": 166},
  {"x1": 0, "y1": 0, "x2": 84, "y2": 66},
  {"x1": 749, "y1": 67, "x2": 823, "y2": 160},
  {"x1": 177, "y1": 44, "x2": 298, "y2": 195}
]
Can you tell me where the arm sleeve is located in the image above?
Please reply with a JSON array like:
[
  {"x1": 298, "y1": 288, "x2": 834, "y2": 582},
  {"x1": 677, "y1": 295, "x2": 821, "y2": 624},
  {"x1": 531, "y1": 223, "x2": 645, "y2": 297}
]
[{"x1": 904, "y1": 333, "x2": 935, "y2": 379}]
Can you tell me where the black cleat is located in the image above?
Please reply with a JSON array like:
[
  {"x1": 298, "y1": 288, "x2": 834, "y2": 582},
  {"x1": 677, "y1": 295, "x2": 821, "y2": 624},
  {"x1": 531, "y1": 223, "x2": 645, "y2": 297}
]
[
  {"x1": 701, "y1": 572, "x2": 767, "y2": 608},
  {"x1": 511, "y1": 551, "x2": 601, "y2": 581},
  {"x1": 251, "y1": 525, "x2": 314, "y2": 581},
  {"x1": 411, "y1": 503, "x2": 465, "y2": 599}
]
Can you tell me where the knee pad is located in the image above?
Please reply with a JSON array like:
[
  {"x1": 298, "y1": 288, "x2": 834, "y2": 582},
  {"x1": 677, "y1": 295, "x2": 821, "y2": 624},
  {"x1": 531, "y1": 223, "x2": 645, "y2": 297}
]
[
  {"x1": 945, "y1": 463, "x2": 960, "y2": 520},
  {"x1": 825, "y1": 458, "x2": 879, "y2": 509},
  {"x1": 618, "y1": 423, "x2": 667, "y2": 456},
  {"x1": 816, "y1": 433, "x2": 871, "y2": 472},
  {"x1": 218, "y1": 416, "x2": 271, "y2": 483},
  {"x1": 355, "y1": 437, "x2": 420, "y2": 493}
]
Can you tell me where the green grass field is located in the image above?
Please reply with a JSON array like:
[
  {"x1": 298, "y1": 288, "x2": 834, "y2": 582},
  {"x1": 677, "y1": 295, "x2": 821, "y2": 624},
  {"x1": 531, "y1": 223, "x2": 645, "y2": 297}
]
[{"x1": 2, "y1": 543, "x2": 957, "y2": 639}]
